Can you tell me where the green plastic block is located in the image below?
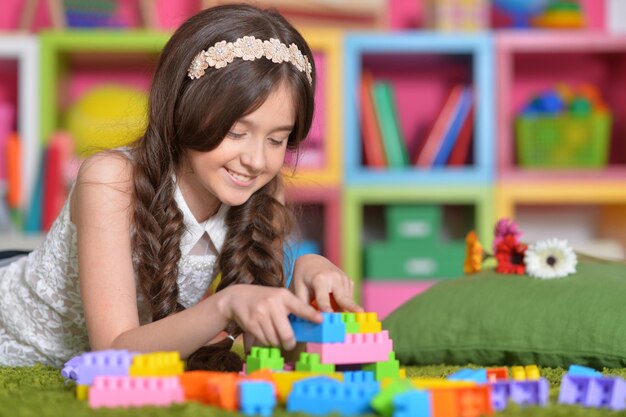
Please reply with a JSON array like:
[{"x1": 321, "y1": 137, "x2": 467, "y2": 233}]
[
  {"x1": 370, "y1": 379, "x2": 414, "y2": 417},
  {"x1": 386, "y1": 205, "x2": 441, "y2": 243},
  {"x1": 364, "y1": 241, "x2": 465, "y2": 279},
  {"x1": 295, "y1": 352, "x2": 335, "y2": 373},
  {"x1": 245, "y1": 347, "x2": 284, "y2": 374},
  {"x1": 341, "y1": 313, "x2": 360, "y2": 334},
  {"x1": 363, "y1": 352, "x2": 401, "y2": 381}
]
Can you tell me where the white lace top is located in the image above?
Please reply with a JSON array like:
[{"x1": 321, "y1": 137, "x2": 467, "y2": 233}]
[{"x1": 0, "y1": 184, "x2": 229, "y2": 367}]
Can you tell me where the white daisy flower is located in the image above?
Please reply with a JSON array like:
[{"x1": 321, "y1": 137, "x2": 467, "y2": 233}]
[{"x1": 524, "y1": 238, "x2": 577, "y2": 279}]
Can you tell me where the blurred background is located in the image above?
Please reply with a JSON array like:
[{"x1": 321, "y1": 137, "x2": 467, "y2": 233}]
[{"x1": 0, "y1": 0, "x2": 624, "y2": 316}]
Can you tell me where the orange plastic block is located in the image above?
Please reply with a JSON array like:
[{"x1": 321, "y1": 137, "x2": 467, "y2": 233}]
[
  {"x1": 178, "y1": 371, "x2": 234, "y2": 403},
  {"x1": 410, "y1": 378, "x2": 476, "y2": 389},
  {"x1": 431, "y1": 386, "x2": 493, "y2": 417},
  {"x1": 486, "y1": 367, "x2": 508, "y2": 382},
  {"x1": 129, "y1": 352, "x2": 184, "y2": 377},
  {"x1": 205, "y1": 372, "x2": 240, "y2": 411},
  {"x1": 355, "y1": 312, "x2": 382, "y2": 333}
]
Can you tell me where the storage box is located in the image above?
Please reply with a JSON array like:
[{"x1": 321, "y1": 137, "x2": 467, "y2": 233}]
[
  {"x1": 515, "y1": 112, "x2": 611, "y2": 168},
  {"x1": 385, "y1": 205, "x2": 441, "y2": 243},
  {"x1": 364, "y1": 241, "x2": 464, "y2": 279}
]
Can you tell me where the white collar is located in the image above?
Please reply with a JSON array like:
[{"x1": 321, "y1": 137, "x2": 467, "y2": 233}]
[{"x1": 174, "y1": 183, "x2": 229, "y2": 257}]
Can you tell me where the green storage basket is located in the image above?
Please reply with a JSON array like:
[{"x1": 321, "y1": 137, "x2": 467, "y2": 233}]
[{"x1": 515, "y1": 112, "x2": 612, "y2": 168}]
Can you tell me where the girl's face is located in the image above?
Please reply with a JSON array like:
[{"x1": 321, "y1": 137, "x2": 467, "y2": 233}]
[{"x1": 180, "y1": 82, "x2": 295, "y2": 218}]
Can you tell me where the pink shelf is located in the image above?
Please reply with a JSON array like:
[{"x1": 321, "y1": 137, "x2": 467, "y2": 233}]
[
  {"x1": 496, "y1": 31, "x2": 626, "y2": 180},
  {"x1": 284, "y1": 186, "x2": 341, "y2": 267},
  {"x1": 362, "y1": 280, "x2": 438, "y2": 319}
]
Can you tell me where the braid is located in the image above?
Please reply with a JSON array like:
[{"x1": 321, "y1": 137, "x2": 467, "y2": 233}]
[
  {"x1": 218, "y1": 176, "x2": 295, "y2": 291},
  {"x1": 130, "y1": 132, "x2": 185, "y2": 322}
]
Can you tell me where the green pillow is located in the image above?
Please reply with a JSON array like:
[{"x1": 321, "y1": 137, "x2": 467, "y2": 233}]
[{"x1": 383, "y1": 259, "x2": 626, "y2": 369}]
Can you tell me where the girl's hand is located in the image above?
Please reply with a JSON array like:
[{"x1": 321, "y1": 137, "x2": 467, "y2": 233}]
[
  {"x1": 292, "y1": 254, "x2": 363, "y2": 313},
  {"x1": 215, "y1": 284, "x2": 322, "y2": 350}
]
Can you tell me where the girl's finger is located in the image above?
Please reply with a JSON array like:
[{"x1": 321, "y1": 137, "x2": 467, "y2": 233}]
[
  {"x1": 258, "y1": 318, "x2": 280, "y2": 347},
  {"x1": 331, "y1": 288, "x2": 363, "y2": 313},
  {"x1": 274, "y1": 314, "x2": 297, "y2": 351},
  {"x1": 285, "y1": 292, "x2": 323, "y2": 323}
]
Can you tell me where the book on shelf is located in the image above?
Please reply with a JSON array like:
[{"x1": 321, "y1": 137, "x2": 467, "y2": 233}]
[
  {"x1": 432, "y1": 87, "x2": 473, "y2": 167},
  {"x1": 413, "y1": 85, "x2": 464, "y2": 168},
  {"x1": 359, "y1": 72, "x2": 387, "y2": 168},
  {"x1": 371, "y1": 81, "x2": 409, "y2": 168},
  {"x1": 447, "y1": 105, "x2": 474, "y2": 166}
]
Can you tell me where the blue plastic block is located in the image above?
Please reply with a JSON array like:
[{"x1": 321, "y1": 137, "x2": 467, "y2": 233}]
[
  {"x1": 289, "y1": 312, "x2": 346, "y2": 343},
  {"x1": 568, "y1": 365, "x2": 602, "y2": 378},
  {"x1": 393, "y1": 390, "x2": 431, "y2": 417},
  {"x1": 448, "y1": 368, "x2": 488, "y2": 384},
  {"x1": 343, "y1": 371, "x2": 376, "y2": 385},
  {"x1": 287, "y1": 376, "x2": 379, "y2": 416},
  {"x1": 238, "y1": 380, "x2": 276, "y2": 417},
  {"x1": 62, "y1": 350, "x2": 136, "y2": 385}
]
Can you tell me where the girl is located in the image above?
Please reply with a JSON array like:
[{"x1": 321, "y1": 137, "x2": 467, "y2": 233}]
[{"x1": 0, "y1": 4, "x2": 360, "y2": 368}]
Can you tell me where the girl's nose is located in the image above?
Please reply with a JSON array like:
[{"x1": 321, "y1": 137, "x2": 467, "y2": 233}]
[{"x1": 240, "y1": 137, "x2": 265, "y2": 172}]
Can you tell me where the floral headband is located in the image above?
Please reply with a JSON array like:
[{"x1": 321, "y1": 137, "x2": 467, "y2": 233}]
[{"x1": 187, "y1": 36, "x2": 313, "y2": 85}]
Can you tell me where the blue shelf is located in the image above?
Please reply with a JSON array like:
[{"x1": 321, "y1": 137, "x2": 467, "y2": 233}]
[{"x1": 343, "y1": 32, "x2": 495, "y2": 186}]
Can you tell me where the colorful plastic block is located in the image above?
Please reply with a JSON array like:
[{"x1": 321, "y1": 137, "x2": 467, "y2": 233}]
[
  {"x1": 355, "y1": 312, "x2": 382, "y2": 333},
  {"x1": 238, "y1": 380, "x2": 276, "y2": 417},
  {"x1": 448, "y1": 368, "x2": 488, "y2": 384},
  {"x1": 410, "y1": 378, "x2": 476, "y2": 390},
  {"x1": 205, "y1": 372, "x2": 240, "y2": 411},
  {"x1": 286, "y1": 376, "x2": 380, "y2": 416},
  {"x1": 129, "y1": 351, "x2": 184, "y2": 377},
  {"x1": 371, "y1": 379, "x2": 415, "y2": 417},
  {"x1": 246, "y1": 347, "x2": 285, "y2": 374},
  {"x1": 491, "y1": 378, "x2": 549, "y2": 410},
  {"x1": 363, "y1": 352, "x2": 402, "y2": 381},
  {"x1": 341, "y1": 313, "x2": 360, "y2": 334},
  {"x1": 486, "y1": 367, "x2": 508, "y2": 382},
  {"x1": 290, "y1": 312, "x2": 346, "y2": 343},
  {"x1": 559, "y1": 374, "x2": 626, "y2": 410},
  {"x1": 269, "y1": 371, "x2": 343, "y2": 403},
  {"x1": 306, "y1": 331, "x2": 393, "y2": 365},
  {"x1": 295, "y1": 352, "x2": 336, "y2": 373},
  {"x1": 568, "y1": 364, "x2": 602, "y2": 378},
  {"x1": 393, "y1": 389, "x2": 431, "y2": 417},
  {"x1": 430, "y1": 385, "x2": 494, "y2": 417},
  {"x1": 88, "y1": 376, "x2": 184, "y2": 408},
  {"x1": 178, "y1": 371, "x2": 237, "y2": 403},
  {"x1": 62, "y1": 350, "x2": 136, "y2": 386},
  {"x1": 343, "y1": 371, "x2": 377, "y2": 384}
]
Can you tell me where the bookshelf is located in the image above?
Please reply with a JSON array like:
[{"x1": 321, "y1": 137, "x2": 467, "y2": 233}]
[
  {"x1": 343, "y1": 32, "x2": 495, "y2": 185},
  {"x1": 0, "y1": 35, "x2": 39, "y2": 227}
]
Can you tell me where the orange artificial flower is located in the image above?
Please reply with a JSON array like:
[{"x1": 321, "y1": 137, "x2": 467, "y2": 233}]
[{"x1": 464, "y1": 230, "x2": 484, "y2": 275}]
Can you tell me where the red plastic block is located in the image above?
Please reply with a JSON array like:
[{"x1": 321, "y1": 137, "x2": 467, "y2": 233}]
[
  {"x1": 487, "y1": 367, "x2": 509, "y2": 382},
  {"x1": 305, "y1": 331, "x2": 393, "y2": 365},
  {"x1": 88, "y1": 376, "x2": 184, "y2": 408}
]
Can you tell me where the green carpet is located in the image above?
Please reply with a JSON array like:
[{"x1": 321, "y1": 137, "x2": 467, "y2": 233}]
[{"x1": 3, "y1": 365, "x2": 626, "y2": 416}]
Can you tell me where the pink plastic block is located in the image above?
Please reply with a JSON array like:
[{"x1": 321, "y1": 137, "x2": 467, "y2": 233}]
[
  {"x1": 306, "y1": 331, "x2": 393, "y2": 365},
  {"x1": 362, "y1": 281, "x2": 438, "y2": 319},
  {"x1": 88, "y1": 376, "x2": 184, "y2": 408}
]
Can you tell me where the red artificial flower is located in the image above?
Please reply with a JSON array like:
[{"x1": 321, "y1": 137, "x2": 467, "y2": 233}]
[{"x1": 495, "y1": 234, "x2": 527, "y2": 275}]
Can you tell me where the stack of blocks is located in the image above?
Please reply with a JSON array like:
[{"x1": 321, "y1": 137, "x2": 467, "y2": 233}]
[{"x1": 61, "y1": 315, "x2": 614, "y2": 415}]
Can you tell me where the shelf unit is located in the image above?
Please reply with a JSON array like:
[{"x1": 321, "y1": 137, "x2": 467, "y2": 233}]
[
  {"x1": 343, "y1": 32, "x2": 495, "y2": 186},
  {"x1": 343, "y1": 185, "x2": 494, "y2": 303},
  {"x1": 0, "y1": 35, "x2": 39, "y2": 222},
  {"x1": 495, "y1": 31, "x2": 626, "y2": 182}
]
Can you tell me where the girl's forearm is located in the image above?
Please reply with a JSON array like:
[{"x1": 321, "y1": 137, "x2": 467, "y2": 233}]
[{"x1": 108, "y1": 292, "x2": 230, "y2": 359}]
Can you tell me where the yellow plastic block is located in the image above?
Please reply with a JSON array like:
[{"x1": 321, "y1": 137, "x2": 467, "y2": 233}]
[
  {"x1": 511, "y1": 366, "x2": 526, "y2": 381},
  {"x1": 76, "y1": 384, "x2": 88, "y2": 400},
  {"x1": 355, "y1": 312, "x2": 382, "y2": 333},
  {"x1": 410, "y1": 378, "x2": 476, "y2": 389},
  {"x1": 129, "y1": 351, "x2": 185, "y2": 377},
  {"x1": 271, "y1": 371, "x2": 343, "y2": 403},
  {"x1": 525, "y1": 365, "x2": 541, "y2": 380},
  {"x1": 399, "y1": 368, "x2": 406, "y2": 379}
]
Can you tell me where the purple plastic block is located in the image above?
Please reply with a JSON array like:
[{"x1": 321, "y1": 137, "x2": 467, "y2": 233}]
[
  {"x1": 67, "y1": 350, "x2": 136, "y2": 385},
  {"x1": 510, "y1": 379, "x2": 549, "y2": 407},
  {"x1": 559, "y1": 374, "x2": 593, "y2": 405},
  {"x1": 289, "y1": 312, "x2": 346, "y2": 343},
  {"x1": 393, "y1": 390, "x2": 431, "y2": 417},
  {"x1": 238, "y1": 380, "x2": 276, "y2": 417},
  {"x1": 490, "y1": 381, "x2": 512, "y2": 411}
]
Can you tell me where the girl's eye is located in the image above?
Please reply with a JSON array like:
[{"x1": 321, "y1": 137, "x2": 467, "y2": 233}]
[
  {"x1": 227, "y1": 131, "x2": 246, "y2": 139},
  {"x1": 269, "y1": 138, "x2": 287, "y2": 147}
]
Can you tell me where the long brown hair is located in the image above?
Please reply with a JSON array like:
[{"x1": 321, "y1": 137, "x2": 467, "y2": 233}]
[{"x1": 129, "y1": 4, "x2": 315, "y2": 370}]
